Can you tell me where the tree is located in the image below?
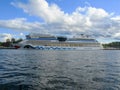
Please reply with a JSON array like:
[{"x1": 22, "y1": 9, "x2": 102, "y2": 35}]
[
  {"x1": 2, "y1": 38, "x2": 11, "y2": 47},
  {"x1": 6, "y1": 38, "x2": 11, "y2": 43},
  {"x1": 102, "y1": 42, "x2": 120, "y2": 49},
  {"x1": 15, "y1": 38, "x2": 23, "y2": 43},
  {"x1": 0, "y1": 42, "x2": 2, "y2": 46},
  {"x1": 11, "y1": 38, "x2": 16, "y2": 43}
]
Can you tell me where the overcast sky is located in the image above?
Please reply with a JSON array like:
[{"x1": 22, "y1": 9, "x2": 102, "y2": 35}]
[{"x1": 0, "y1": 0, "x2": 120, "y2": 43}]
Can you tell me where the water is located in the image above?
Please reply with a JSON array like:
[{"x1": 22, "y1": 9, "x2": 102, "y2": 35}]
[{"x1": 0, "y1": 50, "x2": 120, "y2": 90}]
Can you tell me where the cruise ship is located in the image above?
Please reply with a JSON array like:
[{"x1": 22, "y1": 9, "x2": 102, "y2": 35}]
[{"x1": 16, "y1": 33, "x2": 102, "y2": 50}]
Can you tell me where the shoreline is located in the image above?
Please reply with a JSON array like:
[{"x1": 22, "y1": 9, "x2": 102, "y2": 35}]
[
  {"x1": 0, "y1": 47, "x2": 120, "y2": 50},
  {"x1": 0, "y1": 47, "x2": 16, "y2": 49}
]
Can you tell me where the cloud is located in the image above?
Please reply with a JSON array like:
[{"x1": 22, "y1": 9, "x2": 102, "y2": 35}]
[
  {"x1": 0, "y1": 0, "x2": 120, "y2": 41},
  {"x1": 11, "y1": 0, "x2": 65, "y2": 23},
  {"x1": 0, "y1": 33, "x2": 12, "y2": 42},
  {"x1": 20, "y1": 33, "x2": 24, "y2": 36},
  {"x1": 0, "y1": 18, "x2": 43, "y2": 32}
]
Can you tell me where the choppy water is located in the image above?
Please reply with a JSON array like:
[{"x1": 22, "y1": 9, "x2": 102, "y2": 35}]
[{"x1": 0, "y1": 49, "x2": 120, "y2": 90}]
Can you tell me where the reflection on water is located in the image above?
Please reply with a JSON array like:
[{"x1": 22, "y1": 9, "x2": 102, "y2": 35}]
[{"x1": 0, "y1": 50, "x2": 120, "y2": 90}]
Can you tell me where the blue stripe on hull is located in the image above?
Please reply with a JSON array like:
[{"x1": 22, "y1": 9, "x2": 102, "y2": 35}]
[{"x1": 24, "y1": 45, "x2": 101, "y2": 50}]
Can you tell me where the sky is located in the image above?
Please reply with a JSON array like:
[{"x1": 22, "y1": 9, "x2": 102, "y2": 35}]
[{"x1": 0, "y1": 0, "x2": 120, "y2": 43}]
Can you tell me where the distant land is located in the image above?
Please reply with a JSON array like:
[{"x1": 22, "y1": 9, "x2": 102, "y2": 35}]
[
  {"x1": 102, "y1": 42, "x2": 120, "y2": 50},
  {"x1": 0, "y1": 38, "x2": 120, "y2": 50},
  {"x1": 0, "y1": 38, "x2": 22, "y2": 49}
]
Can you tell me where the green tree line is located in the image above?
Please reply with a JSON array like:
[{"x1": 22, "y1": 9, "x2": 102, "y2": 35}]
[
  {"x1": 102, "y1": 42, "x2": 120, "y2": 49},
  {"x1": 0, "y1": 38, "x2": 23, "y2": 47}
]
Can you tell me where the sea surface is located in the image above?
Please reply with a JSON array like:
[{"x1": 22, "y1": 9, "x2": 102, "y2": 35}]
[{"x1": 0, "y1": 49, "x2": 120, "y2": 90}]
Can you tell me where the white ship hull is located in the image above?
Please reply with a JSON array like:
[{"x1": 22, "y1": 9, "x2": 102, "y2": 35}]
[
  {"x1": 20, "y1": 45, "x2": 102, "y2": 50},
  {"x1": 16, "y1": 33, "x2": 102, "y2": 50}
]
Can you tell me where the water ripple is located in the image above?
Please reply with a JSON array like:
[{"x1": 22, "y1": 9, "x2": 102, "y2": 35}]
[{"x1": 0, "y1": 50, "x2": 120, "y2": 90}]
